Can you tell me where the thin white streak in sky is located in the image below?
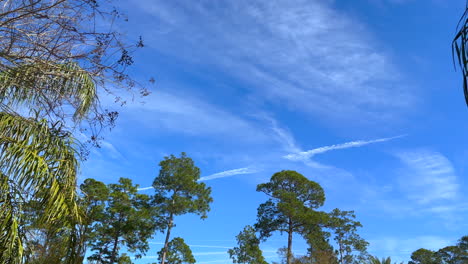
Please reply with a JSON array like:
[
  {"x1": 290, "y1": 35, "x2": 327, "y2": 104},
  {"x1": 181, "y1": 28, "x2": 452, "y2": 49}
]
[
  {"x1": 199, "y1": 167, "x2": 259, "y2": 181},
  {"x1": 137, "y1": 167, "x2": 260, "y2": 191},
  {"x1": 284, "y1": 135, "x2": 405, "y2": 162},
  {"x1": 149, "y1": 241, "x2": 232, "y2": 249},
  {"x1": 137, "y1": 186, "x2": 154, "y2": 191}
]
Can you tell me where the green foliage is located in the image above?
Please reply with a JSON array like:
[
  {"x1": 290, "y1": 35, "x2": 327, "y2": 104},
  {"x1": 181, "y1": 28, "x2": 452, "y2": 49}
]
[
  {"x1": 70, "y1": 178, "x2": 111, "y2": 262},
  {"x1": 87, "y1": 178, "x2": 161, "y2": 263},
  {"x1": 118, "y1": 254, "x2": 134, "y2": 264},
  {"x1": 274, "y1": 247, "x2": 335, "y2": 264},
  {"x1": 453, "y1": 1, "x2": 468, "y2": 105},
  {"x1": 409, "y1": 235, "x2": 468, "y2": 264},
  {"x1": 436, "y1": 236, "x2": 468, "y2": 264},
  {"x1": 228, "y1": 225, "x2": 268, "y2": 264},
  {"x1": 302, "y1": 226, "x2": 337, "y2": 264},
  {"x1": 256, "y1": 170, "x2": 325, "y2": 211},
  {"x1": 437, "y1": 246, "x2": 463, "y2": 264},
  {"x1": 19, "y1": 177, "x2": 159, "y2": 264},
  {"x1": 255, "y1": 170, "x2": 326, "y2": 264},
  {"x1": 157, "y1": 237, "x2": 195, "y2": 264},
  {"x1": 327, "y1": 209, "x2": 369, "y2": 264},
  {"x1": 80, "y1": 179, "x2": 110, "y2": 225},
  {"x1": 153, "y1": 152, "x2": 212, "y2": 219},
  {"x1": 409, "y1": 249, "x2": 440, "y2": 264},
  {"x1": 367, "y1": 256, "x2": 402, "y2": 264},
  {"x1": 0, "y1": 34, "x2": 100, "y2": 264},
  {"x1": 368, "y1": 256, "x2": 390, "y2": 264},
  {"x1": 0, "y1": 62, "x2": 96, "y2": 121},
  {"x1": 0, "y1": 0, "x2": 147, "y2": 138},
  {"x1": 0, "y1": 2, "x2": 144, "y2": 263},
  {"x1": 255, "y1": 170, "x2": 325, "y2": 239},
  {"x1": 0, "y1": 113, "x2": 80, "y2": 263},
  {"x1": 22, "y1": 210, "x2": 77, "y2": 264},
  {"x1": 153, "y1": 152, "x2": 213, "y2": 264}
]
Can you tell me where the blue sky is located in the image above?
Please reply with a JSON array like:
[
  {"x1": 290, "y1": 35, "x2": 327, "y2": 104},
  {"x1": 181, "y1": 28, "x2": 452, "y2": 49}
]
[{"x1": 81, "y1": 0, "x2": 468, "y2": 263}]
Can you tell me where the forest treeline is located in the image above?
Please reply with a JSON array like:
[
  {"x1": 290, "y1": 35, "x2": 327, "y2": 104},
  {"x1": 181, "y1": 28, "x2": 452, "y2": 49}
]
[
  {"x1": 15, "y1": 153, "x2": 468, "y2": 264},
  {"x1": 0, "y1": 1, "x2": 466, "y2": 264}
]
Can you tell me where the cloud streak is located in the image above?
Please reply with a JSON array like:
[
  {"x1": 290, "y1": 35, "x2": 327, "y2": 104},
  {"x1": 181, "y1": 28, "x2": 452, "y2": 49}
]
[
  {"x1": 395, "y1": 150, "x2": 460, "y2": 204},
  {"x1": 103, "y1": 90, "x2": 266, "y2": 143},
  {"x1": 368, "y1": 235, "x2": 453, "y2": 263},
  {"x1": 132, "y1": 0, "x2": 415, "y2": 124},
  {"x1": 199, "y1": 167, "x2": 260, "y2": 181},
  {"x1": 137, "y1": 167, "x2": 260, "y2": 191},
  {"x1": 284, "y1": 135, "x2": 404, "y2": 162}
]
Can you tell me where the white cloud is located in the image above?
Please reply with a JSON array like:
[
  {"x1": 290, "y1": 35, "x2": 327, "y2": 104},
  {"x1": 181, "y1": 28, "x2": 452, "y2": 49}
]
[
  {"x1": 285, "y1": 135, "x2": 404, "y2": 162},
  {"x1": 199, "y1": 167, "x2": 260, "y2": 181},
  {"x1": 356, "y1": 150, "x2": 466, "y2": 223},
  {"x1": 258, "y1": 114, "x2": 301, "y2": 153},
  {"x1": 260, "y1": 114, "x2": 331, "y2": 169},
  {"x1": 137, "y1": 186, "x2": 154, "y2": 191},
  {"x1": 395, "y1": 150, "x2": 460, "y2": 204},
  {"x1": 422, "y1": 203, "x2": 468, "y2": 214},
  {"x1": 116, "y1": 91, "x2": 265, "y2": 141},
  {"x1": 368, "y1": 236, "x2": 454, "y2": 263},
  {"x1": 98, "y1": 140, "x2": 125, "y2": 161},
  {"x1": 193, "y1": 252, "x2": 228, "y2": 256},
  {"x1": 138, "y1": 167, "x2": 260, "y2": 191},
  {"x1": 133, "y1": 0, "x2": 415, "y2": 124},
  {"x1": 184, "y1": 244, "x2": 232, "y2": 249}
]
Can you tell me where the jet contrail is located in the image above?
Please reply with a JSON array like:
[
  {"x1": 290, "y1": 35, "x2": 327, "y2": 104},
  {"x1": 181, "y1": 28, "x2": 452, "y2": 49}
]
[
  {"x1": 137, "y1": 167, "x2": 259, "y2": 191},
  {"x1": 137, "y1": 186, "x2": 155, "y2": 191},
  {"x1": 199, "y1": 167, "x2": 259, "y2": 181},
  {"x1": 284, "y1": 135, "x2": 405, "y2": 161}
]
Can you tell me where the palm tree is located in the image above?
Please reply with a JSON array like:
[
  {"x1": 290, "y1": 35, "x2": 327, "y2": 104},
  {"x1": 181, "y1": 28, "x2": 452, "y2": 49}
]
[
  {"x1": 0, "y1": 61, "x2": 96, "y2": 263},
  {"x1": 453, "y1": 1, "x2": 468, "y2": 105},
  {"x1": 0, "y1": 61, "x2": 96, "y2": 121},
  {"x1": 367, "y1": 256, "x2": 403, "y2": 264}
]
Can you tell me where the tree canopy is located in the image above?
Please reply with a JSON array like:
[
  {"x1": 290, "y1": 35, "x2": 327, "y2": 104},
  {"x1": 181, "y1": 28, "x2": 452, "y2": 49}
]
[
  {"x1": 255, "y1": 170, "x2": 326, "y2": 264},
  {"x1": 153, "y1": 152, "x2": 213, "y2": 264},
  {"x1": 0, "y1": 0, "x2": 148, "y2": 134},
  {"x1": 157, "y1": 237, "x2": 195, "y2": 264},
  {"x1": 228, "y1": 225, "x2": 268, "y2": 264}
]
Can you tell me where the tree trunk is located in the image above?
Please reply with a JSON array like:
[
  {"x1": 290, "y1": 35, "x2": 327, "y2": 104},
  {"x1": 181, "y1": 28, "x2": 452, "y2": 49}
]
[
  {"x1": 160, "y1": 213, "x2": 174, "y2": 264},
  {"x1": 287, "y1": 217, "x2": 293, "y2": 264},
  {"x1": 110, "y1": 231, "x2": 120, "y2": 263},
  {"x1": 75, "y1": 225, "x2": 88, "y2": 263},
  {"x1": 338, "y1": 239, "x2": 343, "y2": 264},
  {"x1": 110, "y1": 215, "x2": 123, "y2": 263}
]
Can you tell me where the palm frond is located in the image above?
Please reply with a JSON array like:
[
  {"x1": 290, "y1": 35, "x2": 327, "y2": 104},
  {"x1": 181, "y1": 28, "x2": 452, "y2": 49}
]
[
  {"x1": 0, "y1": 112, "x2": 80, "y2": 263},
  {"x1": 367, "y1": 256, "x2": 401, "y2": 264},
  {"x1": 0, "y1": 173, "x2": 24, "y2": 264},
  {"x1": 453, "y1": 2, "x2": 468, "y2": 105},
  {"x1": 0, "y1": 61, "x2": 96, "y2": 121}
]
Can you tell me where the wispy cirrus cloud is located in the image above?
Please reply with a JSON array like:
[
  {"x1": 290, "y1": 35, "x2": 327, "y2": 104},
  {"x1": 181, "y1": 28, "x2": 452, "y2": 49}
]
[
  {"x1": 260, "y1": 114, "x2": 301, "y2": 153},
  {"x1": 98, "y1": 141, "x2": 126, "y2": 161},
  {"x1": 132, "y1": 0, "x2": 415, "y2": 124},
  {"x1": 368, "y1": 235, "x2": 454, "y2": 263},
  {"x1": 362, "y1": 150, "x2": 466, "y2": 223},
  {"x1": 109, "y1": 90, "x2": 265, "y2": 142},
  {"x1": 395, "y1": 150, "x2": 460, "y2": 204}
]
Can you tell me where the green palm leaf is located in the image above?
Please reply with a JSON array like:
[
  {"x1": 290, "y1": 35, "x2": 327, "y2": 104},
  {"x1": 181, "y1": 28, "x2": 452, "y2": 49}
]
[
  {"x1": 368, "y1": 256, "x2": 403, "y2": 264},
  {"x1": 0, "y1": 61, "x2": 96, "y2": 121},
  {"x1": 453, "y1": 2, "x2": 468, "y2": 105},
  {"x1": 0, "y1": 113, "x2": 80, "y2": 263}
]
